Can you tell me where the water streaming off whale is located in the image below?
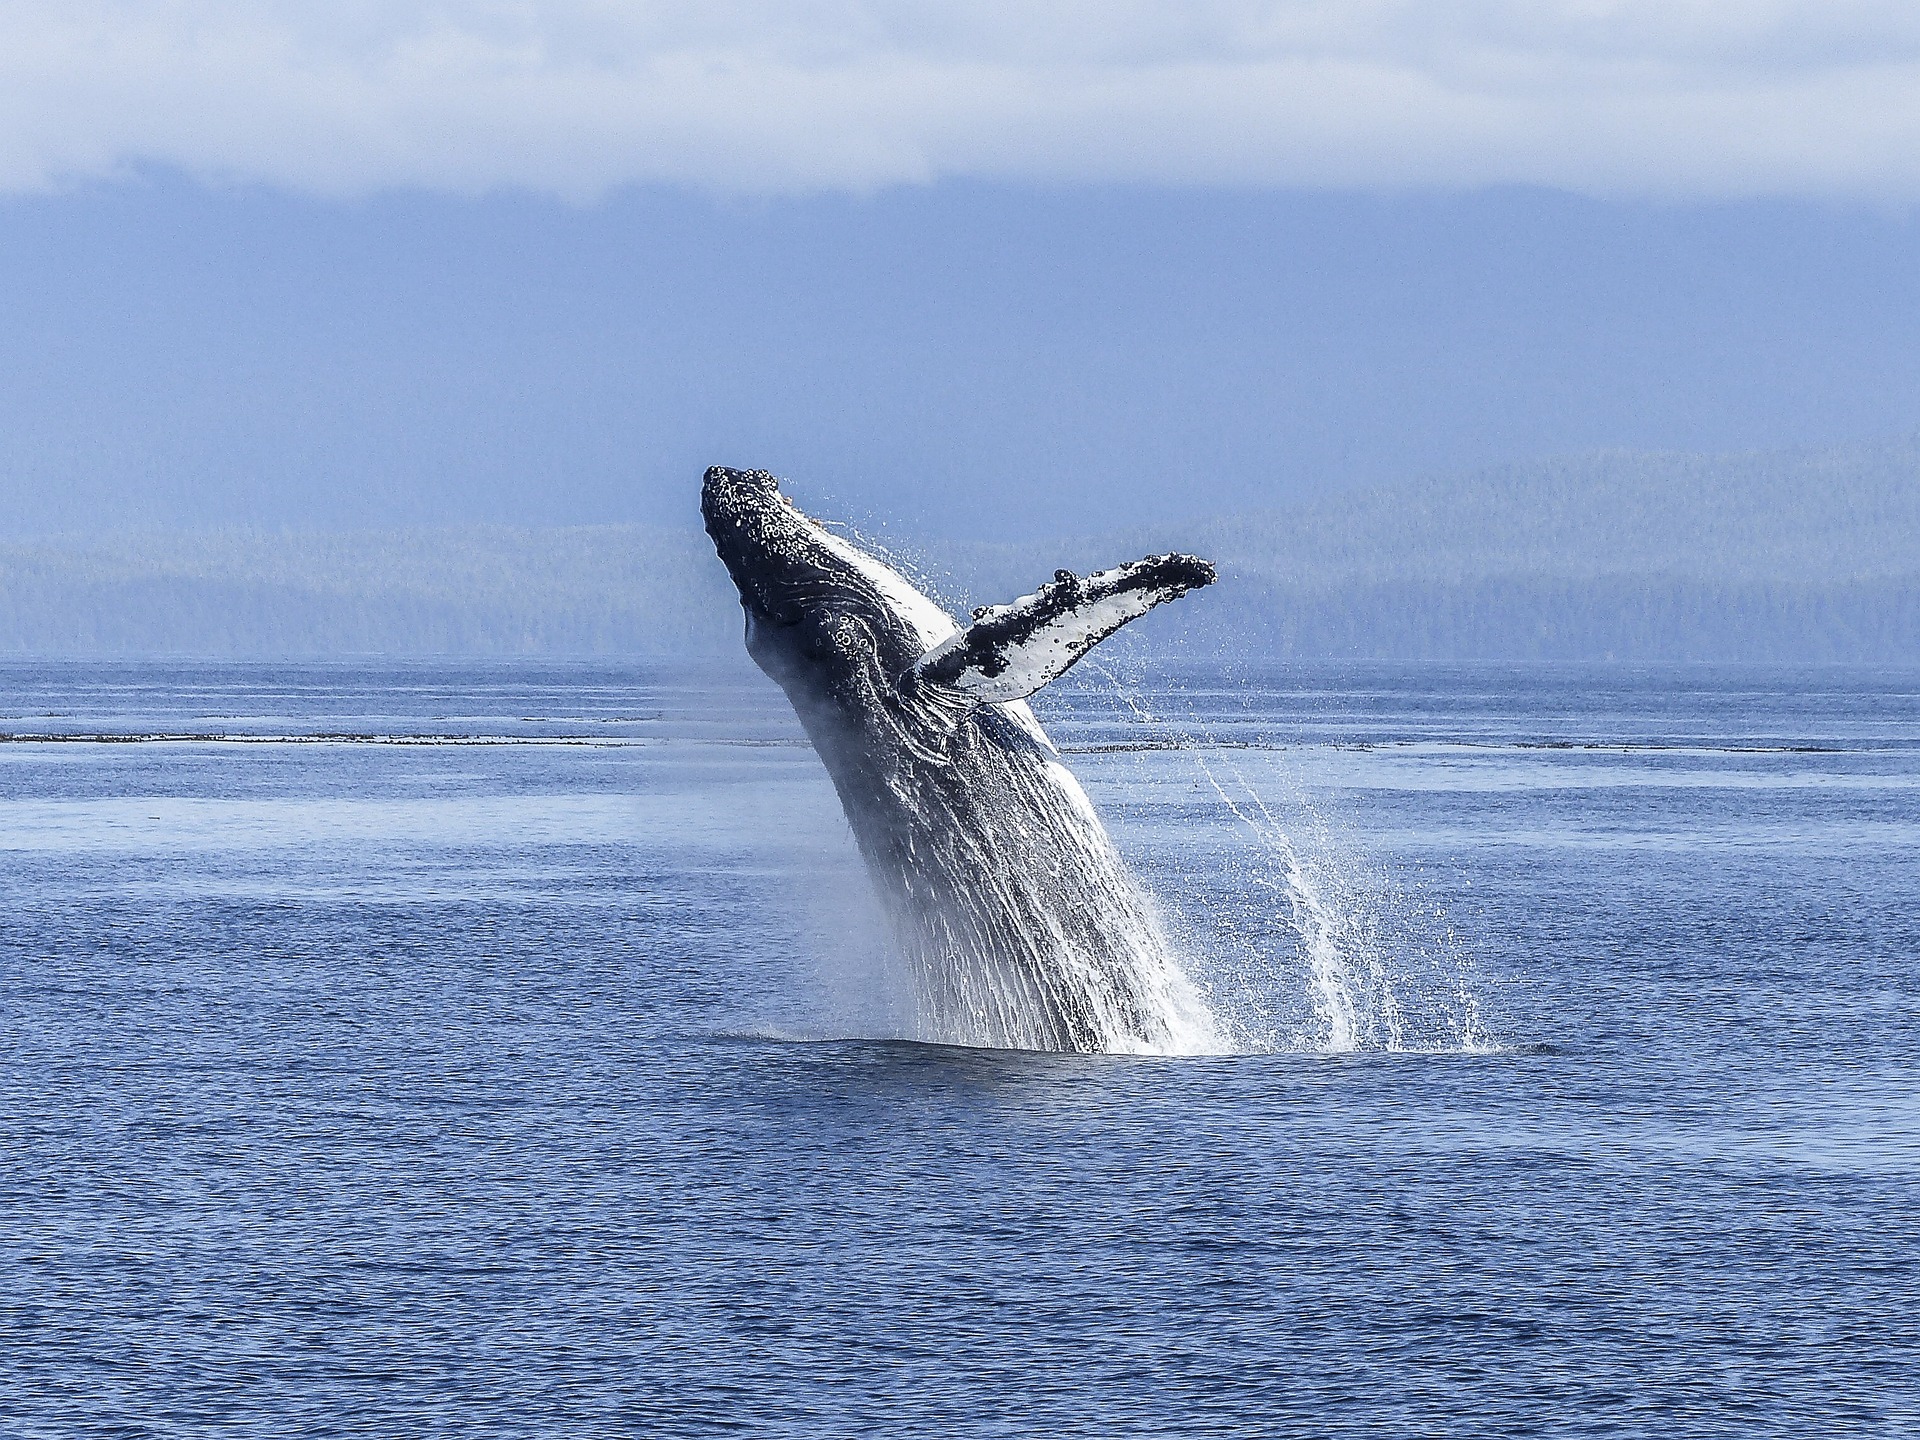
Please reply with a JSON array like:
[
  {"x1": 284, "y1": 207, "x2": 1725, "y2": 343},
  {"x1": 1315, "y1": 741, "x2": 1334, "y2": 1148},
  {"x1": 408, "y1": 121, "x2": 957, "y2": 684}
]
[
  {"x1": 702, "y1": 467, "x2": 1496, "y2": 1056},
  {"x1": 703, "y1": 464, "x2": 1222, "y2": 1054},
  {"x1": 1078, "y1": 661, "x2": 1491, "y2": 1055},
  {"x1": 864, "y1": 700, "x2": 1220, "y2": 1054}
]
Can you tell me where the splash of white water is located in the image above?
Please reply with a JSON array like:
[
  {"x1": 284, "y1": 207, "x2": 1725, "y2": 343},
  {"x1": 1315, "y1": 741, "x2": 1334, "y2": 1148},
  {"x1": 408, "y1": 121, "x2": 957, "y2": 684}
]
[
  {"x1": 796, "y1": 532, "x2": 1485, "y2": 1057},
  {"x1": 1083, "y1": 664, "x2": 1492, "y2": 1055}
]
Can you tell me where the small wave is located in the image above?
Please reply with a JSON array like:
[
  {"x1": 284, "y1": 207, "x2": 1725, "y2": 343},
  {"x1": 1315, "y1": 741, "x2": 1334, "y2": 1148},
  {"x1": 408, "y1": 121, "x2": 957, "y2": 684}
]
[
  {"x1": 1062, "y1": 737, "x2": 1886, "y2": 757},
  {"x1": 1484, "y1": 740, "x2": 1852, "y2": 755},
  {"x1": 1062, "y1": 739, "x2": 1256, "y2": 754}
]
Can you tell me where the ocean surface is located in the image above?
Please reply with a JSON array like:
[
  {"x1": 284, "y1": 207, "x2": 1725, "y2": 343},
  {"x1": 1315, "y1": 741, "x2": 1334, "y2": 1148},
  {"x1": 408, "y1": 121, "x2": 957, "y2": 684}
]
[{"x1": 2, "y1": 658, "x2": 1916, "y2": 1437}]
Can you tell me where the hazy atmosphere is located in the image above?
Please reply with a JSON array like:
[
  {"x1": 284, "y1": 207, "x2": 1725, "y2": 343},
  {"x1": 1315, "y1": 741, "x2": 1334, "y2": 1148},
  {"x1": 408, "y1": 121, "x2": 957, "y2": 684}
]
[{"x1": 4, "y1": 2, "x2": 1919, "y2": 659}]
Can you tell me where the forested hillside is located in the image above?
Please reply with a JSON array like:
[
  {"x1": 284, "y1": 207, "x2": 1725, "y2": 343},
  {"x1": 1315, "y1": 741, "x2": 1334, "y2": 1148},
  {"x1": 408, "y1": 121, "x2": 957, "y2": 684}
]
[
  {"x1": 949, "y1": 439, "x2": 1920, "y2": 661},
  {"x1": 5, "y1": 440, "x2": 1917, "y2": 660}
]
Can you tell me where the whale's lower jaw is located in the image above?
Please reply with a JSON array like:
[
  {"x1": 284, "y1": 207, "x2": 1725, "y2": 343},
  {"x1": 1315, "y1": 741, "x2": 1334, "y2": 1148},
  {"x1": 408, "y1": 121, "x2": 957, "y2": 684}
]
[{"x1": 786, "y1": 693, "x2": 1216, "y2": 1055}]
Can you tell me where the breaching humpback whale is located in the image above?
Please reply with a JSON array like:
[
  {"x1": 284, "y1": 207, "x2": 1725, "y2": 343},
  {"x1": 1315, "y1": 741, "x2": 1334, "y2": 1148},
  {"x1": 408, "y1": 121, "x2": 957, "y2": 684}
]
[{"x1": 702, "y1": 466, "x2": 1219, "y2": 1053}]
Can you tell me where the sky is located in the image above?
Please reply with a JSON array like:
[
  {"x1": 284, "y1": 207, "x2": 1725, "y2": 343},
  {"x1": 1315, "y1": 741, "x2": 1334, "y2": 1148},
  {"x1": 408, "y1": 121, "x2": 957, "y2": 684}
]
[
  {"x1": 10, "y1": 2, "x2": 1920, "y2": 199},
  {"x1": 3, "y1": 2, "x2": 1918, "y2": 540}
]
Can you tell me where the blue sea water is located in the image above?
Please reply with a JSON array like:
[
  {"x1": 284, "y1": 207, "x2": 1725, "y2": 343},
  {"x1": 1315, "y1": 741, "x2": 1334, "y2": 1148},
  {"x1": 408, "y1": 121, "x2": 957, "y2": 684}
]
[{"x1": 2, "y1": 658, "x2": 1916, "y2": 1437}]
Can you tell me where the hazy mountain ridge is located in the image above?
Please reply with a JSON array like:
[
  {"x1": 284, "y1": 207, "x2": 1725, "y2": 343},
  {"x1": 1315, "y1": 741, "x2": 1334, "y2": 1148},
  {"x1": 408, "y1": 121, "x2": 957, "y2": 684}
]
[
  {"x1": 926, "y1": 438, "x2": 1920, "y2": 586},
  {"x1": 0, "y1": 525, "x2": 740, "y2": 657},
  {"x1": 5, "y1": 441, "x2": 1918, "y2": 660},
  {"x1": 1196, "y1": 440, "x2": 1920, "y2": 585},
  {"x1": 935, "y1": 440, "x2": 1920, "y2": 660}
]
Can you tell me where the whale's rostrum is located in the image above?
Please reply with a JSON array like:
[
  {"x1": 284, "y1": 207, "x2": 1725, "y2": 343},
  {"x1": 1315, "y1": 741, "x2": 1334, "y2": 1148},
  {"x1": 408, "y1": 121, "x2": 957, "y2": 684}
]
[{"x1": 702, "y1": 465, "x2": 1220, "y2": 1054}]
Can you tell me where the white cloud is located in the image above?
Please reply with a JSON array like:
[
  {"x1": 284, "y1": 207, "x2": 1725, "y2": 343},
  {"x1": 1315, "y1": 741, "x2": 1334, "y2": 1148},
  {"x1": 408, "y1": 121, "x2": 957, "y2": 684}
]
[{"x1": 4, "y1": 1, "x2": 1920, "y2": 199}]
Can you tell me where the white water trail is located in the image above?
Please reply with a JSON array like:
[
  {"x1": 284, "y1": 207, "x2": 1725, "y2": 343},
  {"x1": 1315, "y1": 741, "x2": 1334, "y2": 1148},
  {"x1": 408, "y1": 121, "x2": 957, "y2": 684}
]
[{"x1": 1080, "y1": 661, "x2": 1491, "y2": 1055}]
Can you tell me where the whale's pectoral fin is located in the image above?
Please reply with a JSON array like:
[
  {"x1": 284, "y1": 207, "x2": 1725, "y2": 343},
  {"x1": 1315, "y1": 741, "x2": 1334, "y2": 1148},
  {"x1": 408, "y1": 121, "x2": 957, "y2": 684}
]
[{"x1": 913, "y1": 553, "x2": 1216, "y2": 703}]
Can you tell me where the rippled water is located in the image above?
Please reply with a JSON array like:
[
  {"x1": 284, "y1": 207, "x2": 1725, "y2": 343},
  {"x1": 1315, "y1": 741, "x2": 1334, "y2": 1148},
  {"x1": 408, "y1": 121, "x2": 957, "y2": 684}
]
[{"x1": 3, "y1": 659, "x2": 1916, "y2": 1436}]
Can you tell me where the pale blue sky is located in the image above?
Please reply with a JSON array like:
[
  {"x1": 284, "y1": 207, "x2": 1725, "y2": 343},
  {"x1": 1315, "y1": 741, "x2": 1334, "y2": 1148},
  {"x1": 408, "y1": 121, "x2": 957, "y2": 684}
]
[{"x1": 2, "y1": 3, "x2": 1917, "y2": 539}]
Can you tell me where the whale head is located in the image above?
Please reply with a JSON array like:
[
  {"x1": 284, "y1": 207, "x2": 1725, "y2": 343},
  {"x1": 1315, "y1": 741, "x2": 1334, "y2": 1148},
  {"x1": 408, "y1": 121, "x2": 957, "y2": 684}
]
[
  {"x1": 704, "y1": 463, "x2": 1217, "y2": 738},
  {"x1": 701, "y1": 466, "x2": 957, "y2": 704}
]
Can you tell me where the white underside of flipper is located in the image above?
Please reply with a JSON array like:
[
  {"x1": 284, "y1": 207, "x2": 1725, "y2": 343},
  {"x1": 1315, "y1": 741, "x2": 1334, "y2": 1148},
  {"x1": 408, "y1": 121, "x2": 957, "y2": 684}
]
[{"x1": 915, "y1": 554, "x2": 1216, "y2": 704}]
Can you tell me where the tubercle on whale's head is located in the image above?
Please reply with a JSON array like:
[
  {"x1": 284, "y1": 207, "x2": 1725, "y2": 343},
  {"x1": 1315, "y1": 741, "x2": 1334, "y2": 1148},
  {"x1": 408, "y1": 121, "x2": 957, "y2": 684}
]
[
  {"x1": 701, "y1": 465, "x2": 934, "y2": 695},
  {"x1": 701, "y1": 466, "x2": 795, "y2": 609}
]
